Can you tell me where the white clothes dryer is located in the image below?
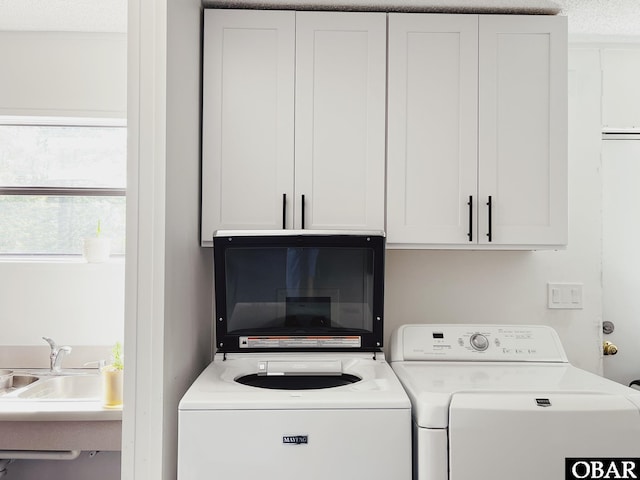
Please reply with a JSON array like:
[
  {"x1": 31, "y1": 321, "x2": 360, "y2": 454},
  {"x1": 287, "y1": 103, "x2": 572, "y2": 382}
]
[
  {"x1": 178, "y1": 231, "x2": 411, "y2": 480},
  {"x1": 389, "y1": 324, "x2": 640, "y2": 480}
]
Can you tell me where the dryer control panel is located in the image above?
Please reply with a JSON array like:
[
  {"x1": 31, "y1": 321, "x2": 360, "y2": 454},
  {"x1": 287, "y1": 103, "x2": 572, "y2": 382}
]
[{"x1": 389, "y1": 324, "x2": 568, "y2": 363}]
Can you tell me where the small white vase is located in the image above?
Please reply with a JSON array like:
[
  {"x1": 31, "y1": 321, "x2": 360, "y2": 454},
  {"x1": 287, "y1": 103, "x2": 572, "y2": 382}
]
[{"x1": 83, "y1": 237, "x2": 111, "y2": 263}]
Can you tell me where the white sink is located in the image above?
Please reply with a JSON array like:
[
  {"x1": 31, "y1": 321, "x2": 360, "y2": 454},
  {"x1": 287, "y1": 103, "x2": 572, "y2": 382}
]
[{"x1": 13, "y1": 375, "x2": 101, "y2": 401}]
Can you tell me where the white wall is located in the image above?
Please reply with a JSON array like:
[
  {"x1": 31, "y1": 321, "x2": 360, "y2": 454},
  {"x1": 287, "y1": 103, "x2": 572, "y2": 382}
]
[
  {"x1": 0, "y1": 261, "x2": 124, "y2": 349},
  {"x1": 0, "y1": 31, "x2": 127, "y2": 354},
  {"x1": 122, "y1": 9, "x2": 627, "y2": 480},
  {"x1": 384, "y1": 45, "x2": 605, "y2": 374},
  {"x1": 122, "y1": 0, "x2": 211, "y2": 479},
  {"x1": 0, "y1": 31, "x2": 126, "y2": 118},
  {"x1": 163, "y1": 0, "x2": 213, "y2": 476},
  {"x1": 0, "y1": 30, "x2": 126, "y2": 480}
]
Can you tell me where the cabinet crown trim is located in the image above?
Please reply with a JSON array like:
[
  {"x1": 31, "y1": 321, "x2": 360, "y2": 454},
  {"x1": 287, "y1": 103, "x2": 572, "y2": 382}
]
[{"x1": 202, "y1": 1, "x2": 561, "y2": 15}]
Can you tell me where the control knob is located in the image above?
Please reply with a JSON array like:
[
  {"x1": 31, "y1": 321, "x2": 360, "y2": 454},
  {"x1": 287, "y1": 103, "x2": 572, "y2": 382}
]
[{"x1": 470, "y1": 333, "x2": 489, "y2": 351}]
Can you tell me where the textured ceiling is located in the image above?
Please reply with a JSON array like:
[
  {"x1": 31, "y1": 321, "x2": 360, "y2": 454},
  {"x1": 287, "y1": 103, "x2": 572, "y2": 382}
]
[
  {"x1": 0, "y1": 0, "x2": 127, "y2": 32},
  {"x1": 0, "y1": 0, "x2": 639, "y2": 36},
  {"x1": 556, "y1": 0, "x2": 640, "y2": 36}
]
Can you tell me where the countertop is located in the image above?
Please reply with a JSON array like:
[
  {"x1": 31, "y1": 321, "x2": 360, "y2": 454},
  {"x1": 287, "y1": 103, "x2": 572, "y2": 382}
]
[
  {"x1": 0, "y1": 369, "x2": 122, "y2": 451},
  {"x1": 0, "y1": 369, "x2": 122, "y2": 421},
  {"x1": 0, "y1": 401, "x2": 121, "y2": 422}
]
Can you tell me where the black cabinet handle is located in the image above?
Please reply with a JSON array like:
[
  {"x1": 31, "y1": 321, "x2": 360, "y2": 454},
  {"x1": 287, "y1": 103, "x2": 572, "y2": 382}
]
[
  {"x1": 282, "y1": 193, "x2": 287, "y2": 229},
  {"x1": 467, "y1": 195, "x2": 473, "y2": 242},
  {"x1": 486, "y1": 196, "x2": 493, "y2": 242},
  {"x1": 301, "y1": 194, "x2": 306, "y2": 229}
]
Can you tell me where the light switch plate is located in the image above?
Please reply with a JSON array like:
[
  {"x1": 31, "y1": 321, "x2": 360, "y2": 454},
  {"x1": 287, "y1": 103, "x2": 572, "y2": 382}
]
[{"x1": 548, "y1": 283, "x2": 583, "y2": 309}]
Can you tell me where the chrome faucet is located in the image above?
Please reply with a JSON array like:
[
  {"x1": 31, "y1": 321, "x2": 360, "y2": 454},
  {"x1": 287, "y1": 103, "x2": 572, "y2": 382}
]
[{"x1": 42, "y1": 336, "x2": 72, "y2": 373}]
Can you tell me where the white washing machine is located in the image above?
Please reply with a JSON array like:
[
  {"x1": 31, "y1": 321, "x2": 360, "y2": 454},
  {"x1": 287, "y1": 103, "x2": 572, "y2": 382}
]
[
  {"x1": 178, "y1": 231, "x2": 411, "y2": 480},
  {"x1": 389, "y1": 324, "x2": 640, "y2": 480}
]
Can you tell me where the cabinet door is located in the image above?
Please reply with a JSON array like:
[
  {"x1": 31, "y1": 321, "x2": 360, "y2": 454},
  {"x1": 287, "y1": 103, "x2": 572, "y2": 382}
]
[
  {"x1": 478, "y1": 15, "x2": 567, "y2": 246},
  {"x1": 602, "y1": 48, "x2": 640, "y2": 131},
  {"x1": 386, "y1": 14, "x2": 479, "y2": 245},
  {"x1": 201, "y1": 10, "x2": 295, "y2": 246},
  {"x1": 294, "y1": 12, "x2": 386, "y2": 231}
]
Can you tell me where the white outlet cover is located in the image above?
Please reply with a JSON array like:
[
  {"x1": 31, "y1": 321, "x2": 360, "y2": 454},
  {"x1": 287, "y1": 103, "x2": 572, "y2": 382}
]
[{"x1": 548, "y1": 283, "x2": 584, "y2": 309}]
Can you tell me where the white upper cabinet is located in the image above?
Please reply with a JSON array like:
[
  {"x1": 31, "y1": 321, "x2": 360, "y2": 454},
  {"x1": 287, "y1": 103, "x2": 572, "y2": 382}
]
[
  {"x1": 201, "y1": 10, "x2": 386, "y2": 245},
  {"x1": 387, "y1": 14, "x2": 568, "y2": 248},
  {"x1": 294, "y1": 12, "x2": 386, "y2": 231},
  {"x1": 387, "y1": 14, "x2": 479, "y2": 245},
  {"x1": 201, "y1": 10, "x2": 295, "y2": 245},
  {"x1": 478, "y1": 15, "x2": 567, "y2": 247},
  {"x1": 203, "y1": 10, "x2": 567, "y2": 248}
]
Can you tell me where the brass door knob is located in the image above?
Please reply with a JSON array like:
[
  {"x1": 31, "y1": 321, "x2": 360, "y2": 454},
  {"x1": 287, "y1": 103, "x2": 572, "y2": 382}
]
[{"x1": 603, "y1": 341, "x2": 618, "y2": 355}]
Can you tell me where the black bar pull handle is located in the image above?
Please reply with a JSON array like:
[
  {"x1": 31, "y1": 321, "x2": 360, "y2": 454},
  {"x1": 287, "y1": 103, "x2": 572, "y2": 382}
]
[
  {"x1": 282, "y1": 193, "x2": 287, "y2": 229},
  {"x1": 486, "y1": 195, "x2": 493, "y2": 242},
  {"x1": 467, "y1": 196, "x2": 473, "y2": 242},
  {"x1": 301, "y1": 194, "x2": 306, "y2": 229}
]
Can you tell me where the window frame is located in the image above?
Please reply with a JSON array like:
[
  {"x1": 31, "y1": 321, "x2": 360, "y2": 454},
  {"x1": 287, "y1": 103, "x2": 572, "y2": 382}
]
[{"x1": 0, "y1": 115, "x2": 127, "y2": 258}]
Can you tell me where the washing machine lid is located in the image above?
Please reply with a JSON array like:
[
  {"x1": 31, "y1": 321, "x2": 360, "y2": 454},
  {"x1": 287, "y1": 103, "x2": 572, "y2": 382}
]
[
  {"x1": 392, "y1": 361, "x2": 640, "y2": 429},
  {"x1": 390, "y1": 324, "x2": 640, "y2": 428},
  {"x1": 213, "y1": 231, "x2": 385, "y2": 353}
]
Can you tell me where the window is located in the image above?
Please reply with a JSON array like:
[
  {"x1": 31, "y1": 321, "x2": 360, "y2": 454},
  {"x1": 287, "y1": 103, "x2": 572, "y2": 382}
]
[{"x1": 0, "y1": 117, "x2": 127, "y2": 256}]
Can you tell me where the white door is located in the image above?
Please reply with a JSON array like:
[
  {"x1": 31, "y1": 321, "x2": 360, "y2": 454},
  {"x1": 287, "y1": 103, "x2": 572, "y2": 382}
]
[
  {"x1": 201, "y1": 10, "x2": 295, "y2": 245},
  {"x1": 294, "y1": 11, "x2": 386, "y2": 231},
  {"x1": 386, "y1": 14, "x2": 478, "y2": 245},
  {"x1": 478, "y1": 15, "x2": 567, "y2": 246},
  {"x1": 602, "y1": 137, "x2": 640, "y2": 386}
]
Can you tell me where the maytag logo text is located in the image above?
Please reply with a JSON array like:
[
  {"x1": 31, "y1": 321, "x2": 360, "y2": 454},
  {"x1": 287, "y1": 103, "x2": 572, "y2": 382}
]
[{"x1": 283, "y1": 435, "x2": 308, "y2": 445}]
